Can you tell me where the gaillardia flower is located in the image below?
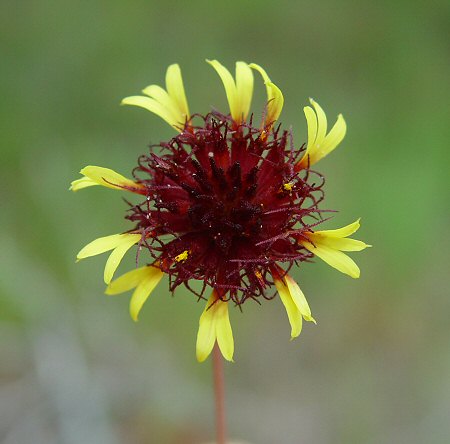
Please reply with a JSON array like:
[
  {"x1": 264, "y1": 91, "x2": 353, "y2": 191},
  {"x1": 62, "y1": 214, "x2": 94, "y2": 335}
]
[{"x1": 71, "y1": 61, "x2": 370, "y2": 362}]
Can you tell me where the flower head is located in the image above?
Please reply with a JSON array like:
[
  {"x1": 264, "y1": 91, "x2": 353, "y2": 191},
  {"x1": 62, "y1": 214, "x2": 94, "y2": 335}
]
[{"x1": 72, "y1": 60, "x2": 370, "y2": 362}]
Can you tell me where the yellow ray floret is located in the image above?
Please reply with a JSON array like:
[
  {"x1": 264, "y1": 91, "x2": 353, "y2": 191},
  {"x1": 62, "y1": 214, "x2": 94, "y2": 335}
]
[
  {"x1": 77, "y1": 233, "x2": 142, "y2": 284},
  {"x1": 121, "y1": 64, "x2": 190, "y2": 131},
  {"x1": 207, "y1": 59, "x2": 254, "y2": 125},
  {"x1": 296, "y1": 98, "x2": 347, "y2": 169},
  {"x1": 272, "y1": 266, "x2": 316, "y2": 339},
  {"x1": 249, "y1": 63, "x2": 284, "y2": 128},
  {"x1": 70, "y1": 176, "x2": 98, "y2": 190},
  {"x1": 196, "y1": 290, "x2": 234, "y2": 363},
  {"x1": 105, "y1": 265, "x2": 164, "y2": 321},
  {"x1": 300, "y1": 219, "x2": 371, "y2": 279},
  {"x1": 70, "y1": 166, "x2": 145, "y2": 193}
]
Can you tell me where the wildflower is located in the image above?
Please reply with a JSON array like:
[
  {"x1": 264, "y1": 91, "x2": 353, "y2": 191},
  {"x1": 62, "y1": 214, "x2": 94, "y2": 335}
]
[{"x1": 71, "y1": 60, "x2": 370, "y2": 362}]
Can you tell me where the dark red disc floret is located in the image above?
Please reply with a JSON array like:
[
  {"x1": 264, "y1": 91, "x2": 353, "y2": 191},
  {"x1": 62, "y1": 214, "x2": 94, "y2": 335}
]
[{"x1": 127, "y1": 112, "x2": 328, "y2": 305}]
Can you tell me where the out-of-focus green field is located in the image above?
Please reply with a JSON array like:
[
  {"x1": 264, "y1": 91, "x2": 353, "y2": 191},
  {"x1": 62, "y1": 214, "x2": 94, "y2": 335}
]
[{"x1": 1, "y1": 1, "x2": 449, "y2": 443}]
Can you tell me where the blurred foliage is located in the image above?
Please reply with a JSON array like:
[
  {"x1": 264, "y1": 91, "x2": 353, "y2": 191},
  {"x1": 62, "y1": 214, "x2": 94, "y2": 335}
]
[{"x1": 1, "y1": 0, "x2": 449, "y2": 443}]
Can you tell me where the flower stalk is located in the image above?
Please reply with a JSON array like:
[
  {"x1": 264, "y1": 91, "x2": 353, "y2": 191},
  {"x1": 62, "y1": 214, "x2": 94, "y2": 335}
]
[{"x1": 213, "y1": 343, "x2": 227, "y2": 444}]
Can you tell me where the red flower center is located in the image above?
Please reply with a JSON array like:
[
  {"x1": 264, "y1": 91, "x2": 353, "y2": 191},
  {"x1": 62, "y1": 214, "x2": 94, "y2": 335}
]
[{"x1": 127, "y1": 112, "x2": 327, "y2": 305}]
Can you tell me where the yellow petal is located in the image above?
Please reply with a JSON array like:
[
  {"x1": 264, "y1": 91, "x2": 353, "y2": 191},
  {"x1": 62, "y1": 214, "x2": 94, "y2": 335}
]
[
  {"x1": 249, "y1": 63, "x2": 284, "y2": 126},
  {"x1": 297, "y1": 100, "x2": 346, "y2": 168},
  {"x1": 273, "y1": 274, "x2": 303, "y2": 339},
  {"x1": 103, "y1": 234, "x2": 141, "y2": 284},
  {"x1": 300, "y1": 219, "x2": 370, "y2": 278},
  {"x1": 105, "y1": 265, "x2": 155, "y2": 295},
  {"x1": 310, "y1": 98, "x2": 327, "y2": 144},
  {"x1": 139, "y1": 64, "x2": 190, "y2": 129},
  {"x1": 70, "y1": 177, "x2": 98, "y2": 191},
  {"x1": 121, "y1": 95, "x2": 180, "y2": 129},
  {"x1": 264, "y1": 81, "x2": 284, "y2": 126},
  {"x1": 122, "y1": 64, "x2": 190, "y2": 131},
  {"x1": 303, "y1": 241, "x2": 361, "y2": 278},
  {"x1": 165, "y1": 63, "x2": 190, "y2": 121},
  {"x1": 302, "y1": 105, "x2": 318, "y2": 162},
  {"x1": 129, "y1": 266, "x2": 164, "y2": 321},
  {"x1": 196, "y1": 291, "x2": 218, "y2": 362},
  {"x1": 79, "y1": 165, "x2": 144, "y2": 191},
  {"x1": 207, "y1": 60, "x2": 253, "y2": 124},
  {"x1": 207, "y1": 59, "x2": 238, "y2": 121},
  {"x1": 314, "y1": 219, "x2": 361, "y2": 238},
  {"x1": 284, "y1": 274, "x2": 316, "y2": 323},
  {"x1": 310, "y1": 235, "x2": 370, "y2": 252},
  {"x1": 249, "y1": 63, "x2": 271, "y2": 85},
  {"x1": 214, "y1": 299, "x2": 234, "y2": 362},
  {"x1": 141, "y1": 84, "x2": 174, "y2": 110},
  {"x1": 312, "y1": 114, "x2": 346, "y2": 164},
  {"x1": 77, "y1": 233, "x2": 128, "y2": 260},
  {"x1": 235, "y1": 61, "x2": 254, "y2": 122}
]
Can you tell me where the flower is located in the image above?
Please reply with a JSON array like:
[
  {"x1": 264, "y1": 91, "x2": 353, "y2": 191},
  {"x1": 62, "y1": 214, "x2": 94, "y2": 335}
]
[{"x1": 71, "y1": 60, "x2": 370, "y2": 362}]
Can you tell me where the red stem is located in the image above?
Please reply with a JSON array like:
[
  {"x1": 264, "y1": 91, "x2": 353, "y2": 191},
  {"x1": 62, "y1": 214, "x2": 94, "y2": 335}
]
[{"x1": 212, "y1": 343, "x2": 227, "y2": 444}]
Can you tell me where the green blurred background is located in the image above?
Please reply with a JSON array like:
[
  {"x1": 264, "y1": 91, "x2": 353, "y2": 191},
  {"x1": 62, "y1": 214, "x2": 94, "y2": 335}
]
[{"x1": 1, "y1": 1, "x2": 449, "y2": 443}]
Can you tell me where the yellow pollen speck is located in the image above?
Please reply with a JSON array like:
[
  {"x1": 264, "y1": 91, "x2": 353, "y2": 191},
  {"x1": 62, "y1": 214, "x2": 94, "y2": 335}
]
[
  {"x1": 282, "y1": 182, "x2": 294, "y2": 191},
  {"x1": 255, "y1": 269, "x2": 266, "y2": 287},
  {"x1": 175, "y1": 250, "x2": 189, "y2": 262}
]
